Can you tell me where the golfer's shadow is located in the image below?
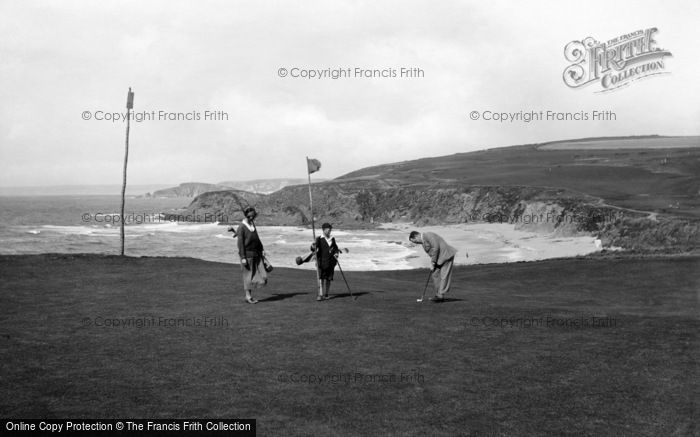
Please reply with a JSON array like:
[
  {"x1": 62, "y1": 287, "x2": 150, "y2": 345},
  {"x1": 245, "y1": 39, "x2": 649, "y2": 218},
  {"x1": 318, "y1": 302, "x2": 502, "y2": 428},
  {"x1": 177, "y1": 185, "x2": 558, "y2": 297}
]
[
  {"x1": 258, "y1": 292, "x2": 309, "y2": 302},
  {"x1": 430, "y1": 297, "x2": 463, "y2": 303},
  {"x1": 328, "y1": 292, "x2": 370, "y2": 300}
]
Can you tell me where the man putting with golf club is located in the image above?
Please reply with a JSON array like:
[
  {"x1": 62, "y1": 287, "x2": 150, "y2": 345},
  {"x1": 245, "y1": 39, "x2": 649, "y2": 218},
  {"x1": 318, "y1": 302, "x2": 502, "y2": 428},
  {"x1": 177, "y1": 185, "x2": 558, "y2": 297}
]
[{"x1": 409, "y1": 230, "x2": 458, "y2": 302}]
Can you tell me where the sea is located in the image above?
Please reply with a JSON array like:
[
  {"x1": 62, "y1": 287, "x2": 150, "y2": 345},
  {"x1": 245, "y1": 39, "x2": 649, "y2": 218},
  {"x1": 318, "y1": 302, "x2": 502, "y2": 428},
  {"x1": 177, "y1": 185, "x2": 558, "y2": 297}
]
[{"x1": 0, "y1": 195, "x2": 602, "y2": 271}]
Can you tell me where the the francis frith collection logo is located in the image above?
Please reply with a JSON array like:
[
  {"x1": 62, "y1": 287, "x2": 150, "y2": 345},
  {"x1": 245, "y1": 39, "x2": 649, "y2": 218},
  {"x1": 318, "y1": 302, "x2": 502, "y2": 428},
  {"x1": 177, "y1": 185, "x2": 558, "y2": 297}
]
[{"x1": 563, "y1": 28, "x2": 672, "y2": 92}]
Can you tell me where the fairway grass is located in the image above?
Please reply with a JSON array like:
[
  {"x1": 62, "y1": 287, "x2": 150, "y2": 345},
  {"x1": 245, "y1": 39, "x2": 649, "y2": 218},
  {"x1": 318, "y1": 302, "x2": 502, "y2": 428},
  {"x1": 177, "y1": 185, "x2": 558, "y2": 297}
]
[{"x1": 1, "y1": 254, "x2": 698, "y2": 436}]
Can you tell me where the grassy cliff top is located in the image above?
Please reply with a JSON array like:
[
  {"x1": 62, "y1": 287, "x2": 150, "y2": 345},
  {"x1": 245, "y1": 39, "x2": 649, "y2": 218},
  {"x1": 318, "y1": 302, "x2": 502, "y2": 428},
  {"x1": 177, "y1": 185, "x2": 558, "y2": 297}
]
[{"x1": 336, "y1": 135, "x2": 700, "y2": 218}]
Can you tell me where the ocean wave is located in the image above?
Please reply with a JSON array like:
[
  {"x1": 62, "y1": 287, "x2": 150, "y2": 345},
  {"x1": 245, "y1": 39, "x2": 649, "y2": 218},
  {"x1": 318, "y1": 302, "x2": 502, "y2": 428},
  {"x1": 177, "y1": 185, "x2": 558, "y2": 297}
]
[
  {"x1": 342, "y1": 238, "x2": 374, "y2": 247},
  {"x1": 5, "y1": 221, "x2": 601, "y2": 270},
  {"x1": 40, "y1": 225, "x2": 113, "y2": 235},
  {"x1": 132, "y1": 222, "x2": 221, "y2": 233}
]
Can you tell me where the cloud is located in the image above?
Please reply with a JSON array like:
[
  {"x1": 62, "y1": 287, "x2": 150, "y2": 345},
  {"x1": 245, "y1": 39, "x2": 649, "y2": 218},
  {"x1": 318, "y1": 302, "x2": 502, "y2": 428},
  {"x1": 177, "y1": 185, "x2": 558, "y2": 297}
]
[{"x1": 1, "y1": 0, "x2": 698, "y2": 186}]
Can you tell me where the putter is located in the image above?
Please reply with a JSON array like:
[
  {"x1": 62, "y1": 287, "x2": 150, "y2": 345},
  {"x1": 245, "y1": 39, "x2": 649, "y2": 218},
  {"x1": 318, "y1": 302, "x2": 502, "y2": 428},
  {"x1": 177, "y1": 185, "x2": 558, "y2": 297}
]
[
  {"x1": 335, "y1": 259, "x2": 355, "y2": 300},
  {"x1": 417, "y1": 270, "x2": 433, "y2": 302}
]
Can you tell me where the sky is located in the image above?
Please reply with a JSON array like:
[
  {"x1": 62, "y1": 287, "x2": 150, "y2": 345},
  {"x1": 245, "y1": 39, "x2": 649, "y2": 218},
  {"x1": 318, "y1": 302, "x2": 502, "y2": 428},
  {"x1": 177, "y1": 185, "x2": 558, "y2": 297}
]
[{"x1": 1, "y1": 0, "x2": 699, "y2": 187}]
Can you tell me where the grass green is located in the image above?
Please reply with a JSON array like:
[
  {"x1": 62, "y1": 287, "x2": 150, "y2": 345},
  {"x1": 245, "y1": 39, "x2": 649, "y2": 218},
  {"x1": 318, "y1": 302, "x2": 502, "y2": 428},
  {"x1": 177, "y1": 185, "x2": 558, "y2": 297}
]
[{"x1": 1, "y1": 253, "x2": 697, "y2": 436}]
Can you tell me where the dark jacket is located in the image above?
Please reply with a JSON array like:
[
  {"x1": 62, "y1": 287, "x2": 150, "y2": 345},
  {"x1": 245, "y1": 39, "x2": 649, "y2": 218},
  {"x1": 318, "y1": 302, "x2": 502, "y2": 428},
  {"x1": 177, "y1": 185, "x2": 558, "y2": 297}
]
[
  {"x1": 312, "y1": 236, "x2": 339, "y2": 270},
  {"x1": 237, "y1": 222, "x2": 264, "y2": 259}
]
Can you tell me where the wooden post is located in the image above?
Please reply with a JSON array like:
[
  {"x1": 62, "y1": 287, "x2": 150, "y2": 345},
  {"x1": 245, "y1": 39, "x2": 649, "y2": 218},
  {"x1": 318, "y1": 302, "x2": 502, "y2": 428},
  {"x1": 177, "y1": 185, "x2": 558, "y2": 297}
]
[{"x1": 120, "y1": 87, "x2": 134, "y2": 256}]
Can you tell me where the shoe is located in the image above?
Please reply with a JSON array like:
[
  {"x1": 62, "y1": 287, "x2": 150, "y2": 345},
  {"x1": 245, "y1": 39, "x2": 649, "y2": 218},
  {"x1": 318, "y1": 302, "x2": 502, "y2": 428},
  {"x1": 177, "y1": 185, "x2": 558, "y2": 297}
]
[
  {"x1": 316, "y1": 295, "x2": 324, "y2": 301},
  {"x1": 245, "y1": 297, "x2": 258, "y2": 304}
]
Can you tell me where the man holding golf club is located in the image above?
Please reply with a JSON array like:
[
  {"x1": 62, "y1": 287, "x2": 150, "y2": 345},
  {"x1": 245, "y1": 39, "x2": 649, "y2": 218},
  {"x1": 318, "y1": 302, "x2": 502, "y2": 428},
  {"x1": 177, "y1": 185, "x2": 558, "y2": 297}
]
[
  {"x1": 311, "y1": 223, "x2": 346, "y2": 301},
  {"x1": 409, "y1": 230, "x2": 458, "y2": 302}
]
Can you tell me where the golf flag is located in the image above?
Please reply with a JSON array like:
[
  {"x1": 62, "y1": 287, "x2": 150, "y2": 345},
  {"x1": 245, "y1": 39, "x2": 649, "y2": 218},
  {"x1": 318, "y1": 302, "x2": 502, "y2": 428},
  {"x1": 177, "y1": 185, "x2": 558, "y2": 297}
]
[{"x1": 307, "y1": 158, "x2": 321, "y2": 174}]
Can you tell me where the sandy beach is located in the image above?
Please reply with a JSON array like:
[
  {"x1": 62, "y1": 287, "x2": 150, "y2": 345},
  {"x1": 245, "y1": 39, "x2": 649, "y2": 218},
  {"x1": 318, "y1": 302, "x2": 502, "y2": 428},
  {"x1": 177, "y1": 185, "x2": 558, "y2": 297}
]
[{"x1": 381, "y1": 223, "x2": 601, "y2": 268}]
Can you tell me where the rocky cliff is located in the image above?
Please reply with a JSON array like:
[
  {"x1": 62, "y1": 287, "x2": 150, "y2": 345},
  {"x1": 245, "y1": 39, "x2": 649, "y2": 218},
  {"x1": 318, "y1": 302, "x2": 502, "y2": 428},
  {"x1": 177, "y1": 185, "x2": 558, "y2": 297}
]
[
  {"x1": 177, "y1": 183, "x2": 699, "y2": 251},
  {"x1": 173, "y1": 136, "x2": 700, "y2": 252}
]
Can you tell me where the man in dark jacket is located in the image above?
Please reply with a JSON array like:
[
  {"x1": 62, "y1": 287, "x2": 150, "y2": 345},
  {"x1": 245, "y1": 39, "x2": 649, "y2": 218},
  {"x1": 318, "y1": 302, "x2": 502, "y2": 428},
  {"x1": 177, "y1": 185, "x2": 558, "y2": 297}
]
[{"x1": 311, "y1": 223, "x2": 342, "y2": 301}]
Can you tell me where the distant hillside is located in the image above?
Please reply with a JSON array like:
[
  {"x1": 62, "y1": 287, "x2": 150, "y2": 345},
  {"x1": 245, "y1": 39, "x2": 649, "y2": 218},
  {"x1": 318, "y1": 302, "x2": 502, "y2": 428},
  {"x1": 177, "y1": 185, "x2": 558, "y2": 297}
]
[
  {"x1": 338, "y1": 135, "x2": 700, "y2": 219},
  {"x1": 146, "y1": 178, "x2": 314, "y2": 198},
  {"x1": 217, "y1": 178, "x2": 311, "y2": 194},
  {"x1": 179, "y1": 136, "x2": 700, "y2": 252},
  {"x1": 147, "y1": 182, "x2": 233, "y2": 198}
]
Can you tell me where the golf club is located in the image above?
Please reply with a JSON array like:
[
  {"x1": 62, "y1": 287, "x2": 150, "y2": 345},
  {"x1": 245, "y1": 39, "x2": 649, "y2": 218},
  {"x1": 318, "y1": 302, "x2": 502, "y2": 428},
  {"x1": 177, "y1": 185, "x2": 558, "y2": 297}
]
[
  {"x1": 335, "y1": 259, "x2": 355, "y2": 300},
  {"x1": 417, "y1": 269, "x2": 433, "y2": 302}
]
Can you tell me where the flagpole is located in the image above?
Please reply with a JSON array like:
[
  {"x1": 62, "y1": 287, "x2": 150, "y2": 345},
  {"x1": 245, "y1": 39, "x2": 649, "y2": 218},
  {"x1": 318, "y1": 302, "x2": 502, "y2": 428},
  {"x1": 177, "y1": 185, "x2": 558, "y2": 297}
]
[
  {"x1": 306, "y1": 157, "x2": 322, "y2": 297},
  {"x1": 120, "y1": 87, "x2": 134, "y2": 256}
]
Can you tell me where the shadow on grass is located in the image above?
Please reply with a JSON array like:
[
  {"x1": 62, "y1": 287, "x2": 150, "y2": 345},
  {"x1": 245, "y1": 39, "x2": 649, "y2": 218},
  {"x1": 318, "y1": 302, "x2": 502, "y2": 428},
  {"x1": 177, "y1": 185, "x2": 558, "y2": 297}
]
[
  {"x1": 327, "y1": 292, "x2": 370, "y2": 300},
  {"x1": 258, "y1": 292, "x2": 310, "y2": 302},
  {"x1": 421, "y1": 297, "x2": 464, "y2": 303}
]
